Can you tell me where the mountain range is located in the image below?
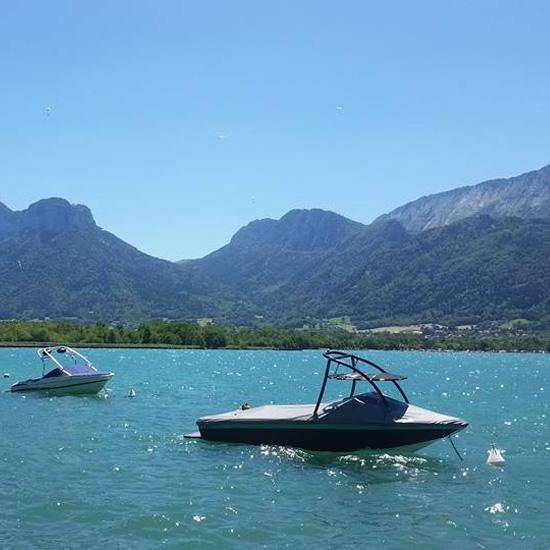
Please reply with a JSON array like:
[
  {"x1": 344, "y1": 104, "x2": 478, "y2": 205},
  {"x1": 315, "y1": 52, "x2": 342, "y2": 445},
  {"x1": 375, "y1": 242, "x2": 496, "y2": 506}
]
[
  {"x1": 3, "y1": 163, "x2": 550, "y2": 328},
  {"x1": 0, "y1": 198, "x2": 255, "y2": 323},
  {"x1": 377, "y1": 163, "x2": 550, "y2": 232}
]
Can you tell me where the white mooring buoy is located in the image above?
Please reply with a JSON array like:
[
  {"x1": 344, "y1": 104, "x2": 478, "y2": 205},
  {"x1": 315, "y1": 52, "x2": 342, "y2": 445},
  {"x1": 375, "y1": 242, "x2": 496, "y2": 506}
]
[
  {"x1": 487, "y1": 444, "x2": 505, "y2": 467},
  {"x1": 3, "y1": 372, "x2": 9, "y2": 378}
]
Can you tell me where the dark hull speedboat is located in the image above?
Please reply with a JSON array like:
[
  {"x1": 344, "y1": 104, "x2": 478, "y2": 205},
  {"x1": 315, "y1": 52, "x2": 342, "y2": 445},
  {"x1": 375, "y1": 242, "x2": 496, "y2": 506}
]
[
  {"x1": 9, "y1": 346, "x2": 114, "y2": 395},
  {"x1": 187, "y1": 350, "x2": 468, "y2": 453}
]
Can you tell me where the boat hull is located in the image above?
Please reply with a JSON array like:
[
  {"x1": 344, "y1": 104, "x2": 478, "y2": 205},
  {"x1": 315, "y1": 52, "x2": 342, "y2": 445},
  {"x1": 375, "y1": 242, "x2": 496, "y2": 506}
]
[
  {"x1": 9, "y1": 373, "x2": 113, "y2": 395},
  {"x1": 196, "y1": 421, "x2": 467, "y2": 452}
]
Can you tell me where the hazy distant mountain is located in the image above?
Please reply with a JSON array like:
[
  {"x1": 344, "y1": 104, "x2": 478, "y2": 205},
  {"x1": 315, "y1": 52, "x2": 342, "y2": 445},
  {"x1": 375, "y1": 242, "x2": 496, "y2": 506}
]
[
  {"x1": 190, "y1": 209, "x2": 366, "y2": 288},
  {"x1": 0, "y1": 198, "x2": 95, "y2": 238},
  {"x1": 230, "y1": 209, "x2": 365, "y2": 251},
  {"x1": 337, "y1": 215, "x2": 550, "y2": 327},
  {"x1": 377, "y1": 164, "x2": 550, "y2": 232},
  {"x1": 0, "y1": 198, "x2": 252, "y2": 322},
  {"x1": 4, "y1": 162, "x2": 550, "y2": 328},
  {"x1": 189, "y1": 208, "x2": 550, "y2": 327},
  {"x1": 0, "y1": 201, "x2": 17, "y2": 240}
]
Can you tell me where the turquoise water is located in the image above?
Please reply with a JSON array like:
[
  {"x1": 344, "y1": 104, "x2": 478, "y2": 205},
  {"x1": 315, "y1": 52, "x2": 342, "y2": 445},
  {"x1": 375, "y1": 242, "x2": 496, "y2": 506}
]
[{"x1": 1, "y1": 348, "x2": 549, "y2": 549}]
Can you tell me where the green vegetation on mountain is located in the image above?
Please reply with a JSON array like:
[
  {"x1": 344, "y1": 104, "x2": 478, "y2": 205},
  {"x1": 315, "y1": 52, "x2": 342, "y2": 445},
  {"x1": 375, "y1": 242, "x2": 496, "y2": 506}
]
[
  {"x1": 340, "y1": 216, "x2": 550, "y2": 328},
  {"x1": 190, "y1": 212, "x2": 550, "y2": 329},
  {"x1": 0, "y1": 198, "x2": 256, "y2": 323},
  {"x1": 3, "y1": 162, "x2": 550, "y2": 330}
]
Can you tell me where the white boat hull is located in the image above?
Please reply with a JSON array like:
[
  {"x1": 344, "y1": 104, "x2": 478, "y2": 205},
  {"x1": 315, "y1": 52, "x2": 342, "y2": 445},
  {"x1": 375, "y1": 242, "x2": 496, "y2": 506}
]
[{"x1": 10, "y1": 373, "x2": 113, "y2": 395}]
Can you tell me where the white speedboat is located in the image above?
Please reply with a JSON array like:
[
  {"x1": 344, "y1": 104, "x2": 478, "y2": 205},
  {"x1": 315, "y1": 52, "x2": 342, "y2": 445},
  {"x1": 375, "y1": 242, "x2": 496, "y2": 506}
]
[
  {"x1": 9, "y1": 346, "x2": 114, "y2": 395},
  {"x1": 187, "y1": 350, "x2": 468, "y2": 452}
]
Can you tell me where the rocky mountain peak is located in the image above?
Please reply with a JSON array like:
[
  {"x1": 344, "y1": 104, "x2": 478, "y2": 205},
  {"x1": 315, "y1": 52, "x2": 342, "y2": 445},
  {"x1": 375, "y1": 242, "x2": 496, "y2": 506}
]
[
  {"x1": 21, "y1": 198, "x2": 97, "y2": 234},
  {"x1": 378, "y1": 163, "x2": 550, "y2": 232},
  {"x1": 0, "y1": 198, "x2": 97, "y2": 240},
  {"x1": 230, "y1": 208, "x2": 364, "y2": 251},
  {"x1": 0, "y1": 202, "x2": 16, "y2": 239}
]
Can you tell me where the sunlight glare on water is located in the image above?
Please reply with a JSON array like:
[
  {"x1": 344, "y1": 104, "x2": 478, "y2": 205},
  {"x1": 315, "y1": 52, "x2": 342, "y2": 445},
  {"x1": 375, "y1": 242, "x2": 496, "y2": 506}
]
[{"x1": 1, "y1": 348, "x2": 549, "y2": 548}]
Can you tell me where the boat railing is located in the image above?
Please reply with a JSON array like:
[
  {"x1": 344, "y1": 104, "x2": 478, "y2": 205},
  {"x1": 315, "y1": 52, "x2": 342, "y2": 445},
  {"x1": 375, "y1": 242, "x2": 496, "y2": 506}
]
[
  {"x1": 313, "y1": 350, "x2": 410, "y2": 417},
  {"x1": 37, "y1": 346, "x2": 97, "y2": 376}
]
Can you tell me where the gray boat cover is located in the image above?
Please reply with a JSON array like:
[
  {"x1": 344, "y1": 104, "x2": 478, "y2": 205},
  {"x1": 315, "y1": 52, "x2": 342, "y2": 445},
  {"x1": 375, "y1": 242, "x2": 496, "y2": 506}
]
[{"x1": 198, "y1": 392, "x2": 465, "y2": 426}]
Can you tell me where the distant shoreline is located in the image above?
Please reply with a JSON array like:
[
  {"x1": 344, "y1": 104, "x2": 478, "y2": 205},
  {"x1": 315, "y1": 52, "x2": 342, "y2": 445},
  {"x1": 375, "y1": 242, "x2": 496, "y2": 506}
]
[
  {"x1": 0, "y1": 342, "x2": 296, "y2": 351},
  {"x1": 0, "y1": 342, "x2": 547, "y2": 353},
  {"x1": 0, "y1": 342, "x2": 260, "y2": 350},
  {"x1": 2, "y1": 319, "x2": 549, "y2": 352}
]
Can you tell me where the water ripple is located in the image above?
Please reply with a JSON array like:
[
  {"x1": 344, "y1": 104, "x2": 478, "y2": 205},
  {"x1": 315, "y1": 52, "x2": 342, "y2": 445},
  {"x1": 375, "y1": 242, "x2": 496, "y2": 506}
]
[{"x1": 2, "y1": 349, "x2": 550, "y2": 548}]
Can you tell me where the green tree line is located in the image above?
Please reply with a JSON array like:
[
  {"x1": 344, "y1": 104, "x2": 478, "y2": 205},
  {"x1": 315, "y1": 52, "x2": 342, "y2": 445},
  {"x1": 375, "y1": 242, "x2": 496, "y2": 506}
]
[{"x1": 1, "y1": 320, "x2": 550, "y2": 352}]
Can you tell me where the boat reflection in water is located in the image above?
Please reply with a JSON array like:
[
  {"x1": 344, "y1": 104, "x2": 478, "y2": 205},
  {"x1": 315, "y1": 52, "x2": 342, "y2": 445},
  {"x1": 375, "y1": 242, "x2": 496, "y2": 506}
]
[{"x1": 187, "y1": 350, "x2": 468, "y2": 453}]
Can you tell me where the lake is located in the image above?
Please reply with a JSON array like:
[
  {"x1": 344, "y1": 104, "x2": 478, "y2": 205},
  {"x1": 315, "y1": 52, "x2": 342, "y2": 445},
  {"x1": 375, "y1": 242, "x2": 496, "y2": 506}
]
[{"x1": 1, "y1": 348, "x2": 549, "y2": 549}]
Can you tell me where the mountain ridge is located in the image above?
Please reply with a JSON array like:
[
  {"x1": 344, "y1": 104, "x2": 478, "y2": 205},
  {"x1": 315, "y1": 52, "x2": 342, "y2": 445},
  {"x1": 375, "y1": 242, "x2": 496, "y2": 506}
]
[
  {"x1": 229, "y1": 209, "x2": 365, "y2": 251},
  {"x1": 0, "y1": 199, "x2": 256, "y2": 322},
  {"x1": 3, "y1": 161, "x2": 550, "y2": 327},
  {"x1": 376, "y1": 163, "x2": 550, "y2": 232},
  {"x1": 0, "y1": 198, "x2": 97, "y2": 240}
]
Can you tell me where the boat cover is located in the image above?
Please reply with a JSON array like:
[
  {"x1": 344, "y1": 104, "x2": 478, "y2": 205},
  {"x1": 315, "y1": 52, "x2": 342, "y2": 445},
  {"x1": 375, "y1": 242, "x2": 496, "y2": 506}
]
[
  {"x1": 43, "y1": 368, "x2": 64, "y2": 378},
  {"x1": 58, "y1": 364, "x2": 111, "y2": 376},
  {"x1": 35, "y1": 364, "x2": 109, "y2": 379},
  {"x1": 198, "y1": 392, "x2": 465, "y2": 427},
  {"x1": 62, "y1": 363, "x2": 98, "y2": 375}
]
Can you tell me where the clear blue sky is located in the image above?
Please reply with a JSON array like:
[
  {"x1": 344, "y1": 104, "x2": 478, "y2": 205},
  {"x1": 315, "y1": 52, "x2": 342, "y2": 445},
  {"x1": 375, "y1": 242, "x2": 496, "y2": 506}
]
[{"x1": 2, "y1": 1, "x2": 550, "y2": 260}]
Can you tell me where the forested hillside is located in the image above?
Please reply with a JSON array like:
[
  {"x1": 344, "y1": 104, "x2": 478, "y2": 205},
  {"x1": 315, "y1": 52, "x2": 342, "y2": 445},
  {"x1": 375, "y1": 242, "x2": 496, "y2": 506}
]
[{"x1": 3, "y1": 162, "x2": 550, "y2": 329}]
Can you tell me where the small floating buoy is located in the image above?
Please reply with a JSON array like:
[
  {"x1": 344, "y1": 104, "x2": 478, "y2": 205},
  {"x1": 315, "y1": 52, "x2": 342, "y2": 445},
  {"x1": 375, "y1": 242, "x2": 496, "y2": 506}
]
[
  {"x1": 128, "y1": 388, "x2": 136, "y2": 398},
  {"x1": 487, "y1": 444, "x2": 505, "y2": 467},
  {"x1": 3, "y1": 372, "x2": 9, "y2": 378}
]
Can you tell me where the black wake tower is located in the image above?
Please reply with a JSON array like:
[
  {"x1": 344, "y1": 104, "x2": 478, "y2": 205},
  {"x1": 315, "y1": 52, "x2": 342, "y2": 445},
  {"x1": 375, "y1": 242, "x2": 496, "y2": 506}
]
[{"x1": 313, "y1": 350, "x2": 410, "y2": 417}]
